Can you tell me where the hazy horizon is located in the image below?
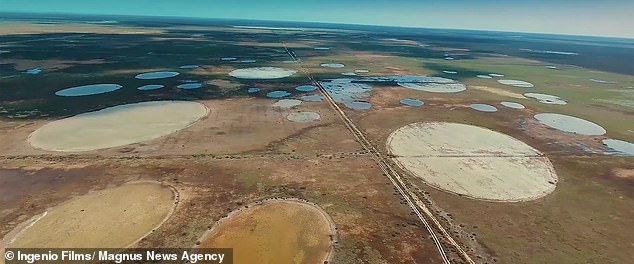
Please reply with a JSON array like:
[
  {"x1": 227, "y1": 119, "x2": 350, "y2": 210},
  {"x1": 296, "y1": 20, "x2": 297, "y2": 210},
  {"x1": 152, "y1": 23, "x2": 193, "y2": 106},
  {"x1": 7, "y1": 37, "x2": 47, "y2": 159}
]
[{"x1": 2, "y1": 0, "x2": 634, "y2": 39}]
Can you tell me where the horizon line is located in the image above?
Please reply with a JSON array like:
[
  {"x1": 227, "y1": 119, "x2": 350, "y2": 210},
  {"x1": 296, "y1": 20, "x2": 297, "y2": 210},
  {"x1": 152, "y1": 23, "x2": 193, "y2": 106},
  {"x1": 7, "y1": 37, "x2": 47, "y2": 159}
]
[{"x1": 2, "y1": 11, "x2": 634, "y2": 41}]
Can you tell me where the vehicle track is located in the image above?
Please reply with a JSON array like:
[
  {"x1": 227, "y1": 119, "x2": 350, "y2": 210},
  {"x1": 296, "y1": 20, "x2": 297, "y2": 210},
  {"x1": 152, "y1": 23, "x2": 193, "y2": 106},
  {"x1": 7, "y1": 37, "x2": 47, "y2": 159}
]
[{"x1": 284, "y1": 44, "x2": 476, "y2": 264}]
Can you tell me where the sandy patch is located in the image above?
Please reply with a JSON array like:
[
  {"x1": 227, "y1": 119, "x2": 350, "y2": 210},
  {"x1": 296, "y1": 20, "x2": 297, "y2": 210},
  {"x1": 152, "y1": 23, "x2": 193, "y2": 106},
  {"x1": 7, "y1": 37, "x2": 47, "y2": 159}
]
[
  {"x1": 387, "y1": 122, "x2": 558, "y2": 202},
  {"x1": 273, "y1": 99, "x2": 303, "y2": 109},
  {"x1": 1, "y1": 59, "x2": 107, "y2": 72},
  {"x1": 612, "y1": 169, "x2": 634, "y2": 179},
  {"x1": 287, "y1": 112, "x2": 321, "y2": 123},
  {"x1": 469, "y1": 85, "x2": 526, "y2": 99},
  {"x1": 1, "y1": 182, "x2": 175, "y2": 248},
  {"x1": 28, "y1": 101, "x2": 209, "y2": 152},
  {"x1": 198, "y1": 199, "x2": 335, "y2": 264},
  {"x1": 0, "y1": 23, "x2": 163, "y2": 35},
  {"x1": 206, "y1": 79, "x2": 241, "y2": 92}
]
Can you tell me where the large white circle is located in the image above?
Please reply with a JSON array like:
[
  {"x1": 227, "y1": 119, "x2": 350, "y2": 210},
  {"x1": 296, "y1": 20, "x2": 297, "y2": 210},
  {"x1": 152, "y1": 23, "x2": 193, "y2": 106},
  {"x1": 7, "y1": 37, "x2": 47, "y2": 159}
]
[
  {"x1": 29, "y1": 101, "x2": 209, "y2": 152},
  {"x1": 229, "y1": 67, "x2": 297, "y2": 79},
  {"x1": 387, "y1": 122, "x2": 558, "y2": 202}
]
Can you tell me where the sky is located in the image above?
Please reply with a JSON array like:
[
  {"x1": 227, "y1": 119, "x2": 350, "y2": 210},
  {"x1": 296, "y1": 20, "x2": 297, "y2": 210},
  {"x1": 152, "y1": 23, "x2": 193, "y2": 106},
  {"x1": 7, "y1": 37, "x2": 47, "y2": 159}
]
[{"x1": 2, "y1": 0, "x2": 634, "y2": 38}]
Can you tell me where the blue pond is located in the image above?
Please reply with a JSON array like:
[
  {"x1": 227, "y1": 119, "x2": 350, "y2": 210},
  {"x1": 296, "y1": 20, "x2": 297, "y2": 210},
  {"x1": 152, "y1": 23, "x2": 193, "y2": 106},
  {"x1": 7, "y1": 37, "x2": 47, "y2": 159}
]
[
  {"x1": 295, "y1": 85, "x2": 318, "y2": 92},
  {"x1": 135, "y1": 71, "x2": 180, "y2": 80},
  {"x1": 177, "y1": 83, "x2": 203, "y2": 89},
  {"x1": 266, "y1": 90, "x2": 291, "y2": 98},
  {"x1": 470, "y1": 103, "x2": 498, "y2": 112},
  {"x1": 247, "y1": 87, "x2": 261, "y2": 93},
  {"x1": 301, "y1": 94, "x2": 324, "y2": 102},
  {"x1": 137, "y1": 84, "x2": 164, "y2": 91},
  {"x1": 25, "y1": 68, "x2": 42, "y2": 74},
  {"x1": 345, "y1": 101, "x2": 372, "y2": 110},
  {"x1": 320, "y1": 79, "x2": 371, "y2": 110},
  {"x1": 221, "y1": 57, "x2": 237, "y2": 61},
  {"x1": 179, "y1": 65, "x2": 199, "y2": 69},
  {"x1": 241, "y1": 59, "x2": 256, "y2": 63},
  {"x1": 400, "y1": 98, "x2": 424, "y2": 107},
  {"x1": 56, "y1": 84, "x2": 122, "y2": 97}
]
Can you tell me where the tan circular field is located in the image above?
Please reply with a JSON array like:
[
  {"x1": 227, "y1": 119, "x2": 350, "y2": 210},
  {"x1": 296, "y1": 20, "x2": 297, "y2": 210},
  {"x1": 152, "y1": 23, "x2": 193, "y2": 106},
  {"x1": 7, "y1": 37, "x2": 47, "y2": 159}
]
[
  {"x1": 387, "y1": 122, "x2": 558, "y2": 202},
  {"x1": 3, "y1": 182, "x2": 175, "y2": 248},
  {"x1": 199, "y1": 200, "x2": 335, "y2": 264},
  {"x1": 28, "y1": 101, "x2": 209, "y2": 152}
]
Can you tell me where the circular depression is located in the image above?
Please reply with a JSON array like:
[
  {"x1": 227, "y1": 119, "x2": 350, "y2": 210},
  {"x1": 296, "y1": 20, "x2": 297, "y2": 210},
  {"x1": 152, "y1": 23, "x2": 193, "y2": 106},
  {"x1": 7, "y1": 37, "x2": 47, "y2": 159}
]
[
  {"x1": 398, "y1": 82, "x2": 466, "y2": 93},
  {"x1": 5, "y1": 182, "x2": 175, "y2": 248},
  {"x1": 525, "y1": 93, "x2": 567, "y2": 105},
  {"x1": 534, "y1": 113, "x2": 606, "y2": 135},
  {"x1": 501, "y1": 101, "x2": 525, "y2": 109},
  {"x1": 273, "y1": 99, "x2": 302, "y2": 109},
  {"x1": 28, "y1": 101, "x2": 209, "y2": 152},
  {"x1": 287, "y1": 112, "x2": 321, "y2": 122},
  {"x1": 400, "y1": 98, "x2": 424, "y2": 107},
  {"x1": 603, "y1": 139, "x2": 634, "y2": 156},
  {"x1": 135, "y1": 71, "x2": 180, "y2": 80},
  {"x1": 320, "y1": 63, "x2": 345, "y2": 68},
  {"x1": 229, "y1": 67, "x2": 296, "y2": 79},
  {"x1": 198, "y1": 200, "x2": 335, "y2": 264},
  {"x1": 55, "y1": 84, "x2": 122, "y2": 97},
  {"x1": 497, "y1": 79, "x2": 535, "y2": 88},
  {"x1": 470, "y1": 103, "x2": 498, "y2": 112},
  {"x1": 387, "y1": 122, "x2": 558, "y2": 202},
  {"x1": 137, "y1": 84, "x2": 164, "y2": 91}
]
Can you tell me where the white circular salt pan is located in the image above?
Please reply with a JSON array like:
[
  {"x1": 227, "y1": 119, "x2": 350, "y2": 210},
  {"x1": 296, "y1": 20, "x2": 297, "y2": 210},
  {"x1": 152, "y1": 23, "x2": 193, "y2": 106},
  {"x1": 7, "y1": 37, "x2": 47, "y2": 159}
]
[
  {"x1": 602, "y1": 139, "x2": 634, "y2": 156},
  {"x1": 524, "y1": 93, "x2": 567, "y2": 105},
  {"x1": 501, "y1": 101, "x2": 525, "y2": 109},
  {"x1": 137, "y1": 85, "x2": 164, "y2": 91},
  {"x1": 135, "y1": 71, "x2": 180, "y2": 80},
  {"x1": 489, "y1": 73, "x2": 505, "y2": 77},
  {"x1": 387, "y1": 122, "x2": 558, "y2": 202},
  {"x1": 287, "y1": 112, "x2": 320, "y2": 123},
  {"x1": 29, "y1": 101, "x2": 209, "y2": 152},
  {"x1": 320, "y1": 63, "x2": 345, "y2": 68},
  {"x1": 498, "y1": 79, "x2": 534, "y2": 88},
  {"x1": 476, "y1": 75, "x2": 493, "y2": 79},
  {"x1": 470, "y1": 103, "x2": 498, "y2": 112},
  {"x1": 229, "y1": 67, "x2": 297, "y2": 79},
  {"x1": 55, "y1": 84, "x2": 122, "y2": 97},
  {"x1": 398, "y1": 82, "x2": 466, "y2": 93},
  {"x1": 534, "y1": 113, "x2": 606, "y2": 136},
  {"x1": 272, "y1": 99, "x2": 302, "y2": 109}
]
